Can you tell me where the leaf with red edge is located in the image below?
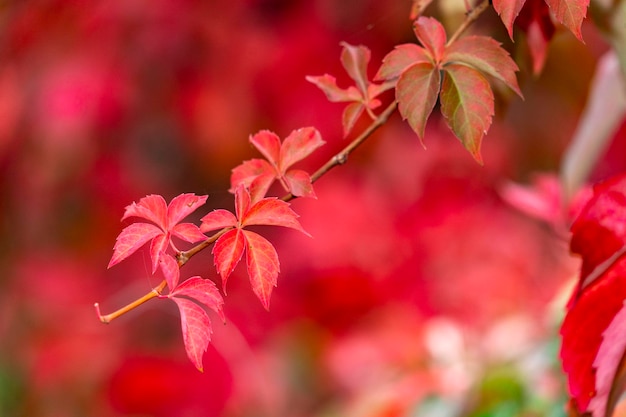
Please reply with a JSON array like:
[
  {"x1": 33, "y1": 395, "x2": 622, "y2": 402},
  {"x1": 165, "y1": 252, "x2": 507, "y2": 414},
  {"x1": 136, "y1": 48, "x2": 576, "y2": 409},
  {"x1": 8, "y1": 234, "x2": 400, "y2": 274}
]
[
  {"x1": 109, "y1": 222, "x2": 162, "y2": 268},
  {"x1": 396, "y1": 62, "x2": 441, "y2": 141},
  {"x1": 159, "y1": 252, "x2": 180, "y2": 290},
  {"x1": 200, "y1": 209, "x2": 238, "y2": 233},
  {"x1": 376, "y1": 44, "x2": 432, "y2": 81},
  {"x1": 249, "y1": 130, "x2": 281, "y2": 167},
  {"x1": 412, "y1": 16, "x2": 447, "y2": 63},
  {"x1": 544, "y1": 0, "x2": 588, "y2": 41},
  {"x1": 493, "y1": 0, "x2": 527, "y2": 38},
  {"x1": 212, "y1": 228, "x2": 245, "y2": 288},
  {"x1": 443, "y1": 37, "x2": 523, "y2": 98},
  {"x1": 560, "y1": 174, "x2": 626, "y2": 416},
  {"x1": 170, "y1": 276, "x2": 225, "y2": 322},
  {"x1": 170, "y1": 296, "x2": 212, "y2": 372},
  {"x1": 122, "y1": 194, "x2": 168, "y2": 227},
  {"x1": 440, "y1": 64, "x2": 494, "y2": 164},
  {"x1": 243, "y1": 230, "x2": 280, "y2": 310}
]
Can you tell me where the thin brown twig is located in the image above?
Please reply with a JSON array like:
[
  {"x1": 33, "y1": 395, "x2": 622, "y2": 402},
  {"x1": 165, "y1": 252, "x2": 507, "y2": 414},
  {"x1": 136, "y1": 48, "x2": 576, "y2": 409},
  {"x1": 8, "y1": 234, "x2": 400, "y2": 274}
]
[
  {"x1": 95, "y1": 100, "x2": 397, "y2": 324},
  {"x1": 446, "y1": 0, "x2": 491, "y2": 46}
]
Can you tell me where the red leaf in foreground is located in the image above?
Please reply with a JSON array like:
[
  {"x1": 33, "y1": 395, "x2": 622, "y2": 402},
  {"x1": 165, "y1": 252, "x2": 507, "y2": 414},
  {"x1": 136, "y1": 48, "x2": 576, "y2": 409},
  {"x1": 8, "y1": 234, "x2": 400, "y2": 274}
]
[
  {"x1": 109, "y1": 193, "x2": 208, "y2": 271},
  {"x1": 560, "y1": 174, "x2": 626, "y2": 415},
  {"x1": 544, "y1": 0, "x2": 588, "y2": 41},
  {"x1": 396, "y1": 62, "x2": 440, "y2": 142},
  {"x1": 169, "y1": 276, "x2": 225, "y2": 372},
  {"x1": 170, "y1": 297, "x2": 212, "y2": 372},
  {"x1": 493, "y1": 0, "x2": 527, "y2": 38},
  {"x1": 202, "y1": 186, "x2": 308, "y2": 307},
  {"x1": 158, "y1": 253, "x2": 180, "y2": 290},
  {"x1": 244, "y1": 230, "x2": 280, "y2": 310},
  {"x1": 440, "y1": 64, "x2": 494, "y2": 164}
]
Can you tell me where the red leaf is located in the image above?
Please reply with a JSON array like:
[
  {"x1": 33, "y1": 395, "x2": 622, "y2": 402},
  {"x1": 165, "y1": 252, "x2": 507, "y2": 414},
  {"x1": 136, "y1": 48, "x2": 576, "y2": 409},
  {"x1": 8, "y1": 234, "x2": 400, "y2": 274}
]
[
  {"x1": 396, "y1": 62, "x2": 441, "y2": 141},
  {"x1": 516, "y1": 0, "x2": 556, "y2": 75},
  {"x1": 200, "y1": 209, "x2": 238, "y2": 233},
  {"x1": 342, "y1": 102, "x2": 366, "y2": 137},
  {"x1": 212, "y1": 228, "x2": 245, "y2": 288},
  {"x1": 413, "y1": 16, "x2": 447, "y2": 63},
  {"x1": 122, "y1": 194, "x2": 168, "y2": 228},
  {"x1": 171, "y1": 223, "x2": 207, "y2": 243},
  {"x1": 149, "y1": 233, "x2": 169, "y2": 273},
  {"x1": 284, "y1": 169, "x2": 316, "y2": 199},
  {"x1": 108, "y1": 223, "x2": 162, "y2": 268},
  {"x1": 159, "y1": 252, "x2": 180, "y2": 290},
  {"x1": 544, "y1": 0, "x2": 588, "y2": 41},
  {"x1": 570, "y1": 175, "x2": 626, "y2": 295},
  {"x1": 340, "y1": 42, "x2": 371, "y2": 94},
  {"x1": 588, "y1": 300, "x2": 626, "y2": 417},
  {"x1": 243, "y1": 230, "x2": 280, "y2": 310},
  {"x1": 241, "y1": 198, "x2": 310, "y2": 235},
  {"x1": 493, "y1": 0, "x2": 527, "y2": 38},
  {"x1": 230, "y1": 159, "x2": 275, "y2": 194},
  {"x1": 376, "y1": 44, "x2": 432, "y2": 81},
  {"x1": 304, "y1": 74, "x2": 362, "y2": 102},
  {"x1": 167, "y1": 193, "x2": 209, "y2": 227},
  {"x1": 560, "y1": 174, "x2": 626, "y2": 415},
  {"x1": 250, "y1": 130, "x2": 281, "y2": 167},
  {"x1": 279, "y1": 127, "x2": 325, "y2": 173},
  {"x1": 444, "y1": 36, "x2": 523, "y2": 97},
  {"x1": 440, "y1": 64, "x2": 494, "y2": 164},
  {"x1": 560, "y1": 256, "x2": 626, "y2": 415},
  {"x1": 170, "y1": 297, "x2": 212, "y2": 372},
  {"x1": 170, "y1": 276, "x2": 225, "y2": 323}
]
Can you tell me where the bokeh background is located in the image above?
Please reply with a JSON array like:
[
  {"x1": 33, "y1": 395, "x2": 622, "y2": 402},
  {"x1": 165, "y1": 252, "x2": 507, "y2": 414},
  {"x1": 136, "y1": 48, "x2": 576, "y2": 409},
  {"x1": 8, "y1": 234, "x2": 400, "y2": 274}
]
[{"x1": 0, "y1": 0, "x2": 625, "y2": 416}]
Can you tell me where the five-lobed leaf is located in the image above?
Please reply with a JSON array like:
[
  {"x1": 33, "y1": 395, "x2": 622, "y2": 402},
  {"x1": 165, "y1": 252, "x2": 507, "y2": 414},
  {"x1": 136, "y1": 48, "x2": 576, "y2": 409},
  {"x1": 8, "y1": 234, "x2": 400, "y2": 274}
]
[
  {"x1": 230, "y1": 128, "x2": 324, "y2": 201},
  {"x1": 109, "y1": 193, "x2": 208, "y2": 272}
]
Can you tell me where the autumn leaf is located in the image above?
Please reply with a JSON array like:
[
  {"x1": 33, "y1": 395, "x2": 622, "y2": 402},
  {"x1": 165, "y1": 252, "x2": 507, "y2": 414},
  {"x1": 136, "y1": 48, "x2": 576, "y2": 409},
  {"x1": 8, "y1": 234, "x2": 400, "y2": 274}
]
[
  {"x1": 307, "y1": 42, "x2": 394, "y2": 136},
  {"x1": 230, "y1": 128, "x2": 324, "y2": 201},
  {"x1": 376, "y1": 16, "x2": 520, "y2": 163},
  {"x1": 168, "y1": 276, "x2": 225, "y2": 372},
  {"x1": 515, "y1": 0, "x2": 556, "y2": 75},
  {"x1": 200, "y1": 186, "x2": 309, "y2": 309},
  {"x1": 560, "y1": 174, "x2": 626, "y2": 416},
  {"x1": 109, "y1": 193, "x2": 208, "y2": 273},
  {"x1": 440, "y1": 64, "x2": 494, "y2": 164}
]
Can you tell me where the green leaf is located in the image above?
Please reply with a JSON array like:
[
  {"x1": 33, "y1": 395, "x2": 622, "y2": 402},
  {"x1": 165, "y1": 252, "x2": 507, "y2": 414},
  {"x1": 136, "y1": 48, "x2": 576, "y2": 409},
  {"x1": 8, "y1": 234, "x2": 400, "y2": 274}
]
[
  {"x1": 440, "y1": 64, "x2": 494, "y2": 164},
  {"x1": 396, "y1": 62, "x2": 441, "y2": 141}
]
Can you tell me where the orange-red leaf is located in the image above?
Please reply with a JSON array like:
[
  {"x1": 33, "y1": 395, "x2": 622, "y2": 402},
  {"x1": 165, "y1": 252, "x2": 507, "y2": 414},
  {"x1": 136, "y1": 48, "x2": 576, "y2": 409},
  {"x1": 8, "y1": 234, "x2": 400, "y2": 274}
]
[
  {"x1": 108, "y1": 222, "x2": 161, "y2": 268},
  {"x1": 376, "y1": 44, "x2": 432, "y2": 81},
  {"x1": 493, "y1": 0, "x2": 527, "y2": 38},
  {"x1": 212, "y1": 228, "x2": 245, "y2": 289},
  {"x1": 544, "y1": 0, "x2": 588, "y2": 41},
  {"x1": 170, "y1": 296, "x2": 212, "y2": 372},
  {"x1": 440, "y1": 64, "x2": 494, "y2": 164}
]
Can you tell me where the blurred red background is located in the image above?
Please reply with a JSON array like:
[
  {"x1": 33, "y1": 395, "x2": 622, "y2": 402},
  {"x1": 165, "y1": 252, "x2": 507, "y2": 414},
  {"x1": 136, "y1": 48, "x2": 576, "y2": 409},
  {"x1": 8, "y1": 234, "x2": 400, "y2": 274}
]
[{"x1": 0, "y1": 0, "x2": 623, "y2": 416}]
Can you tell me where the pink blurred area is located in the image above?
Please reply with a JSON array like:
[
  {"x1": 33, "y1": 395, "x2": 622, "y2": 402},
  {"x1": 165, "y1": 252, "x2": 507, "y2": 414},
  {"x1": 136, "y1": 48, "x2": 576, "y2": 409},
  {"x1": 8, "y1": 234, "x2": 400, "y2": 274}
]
[{"x1": 0, "y1": 0, "x2": 621, "y2": 416}]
